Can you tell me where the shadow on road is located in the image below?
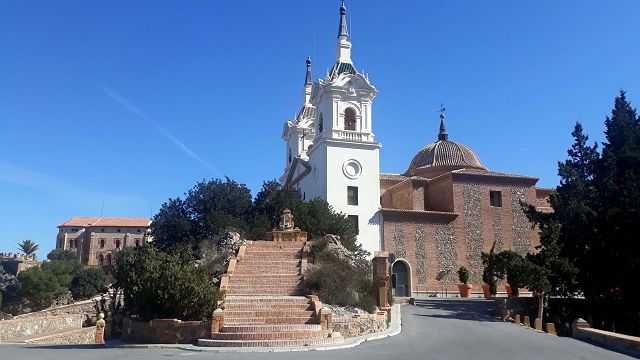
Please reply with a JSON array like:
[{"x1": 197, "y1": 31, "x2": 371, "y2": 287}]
[
  {"x1": 19, "y1": 344, "x2": 104, "y2": 350},
  {"x1": 412, "y1": 299, "x2": 499, "y2": 322}
]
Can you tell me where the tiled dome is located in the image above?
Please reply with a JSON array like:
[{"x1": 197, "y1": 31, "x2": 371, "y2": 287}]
[
  {"x1": 409, "y1": 140, "x2": 485, "y2": 170},
  {"x1": 408, "y1": 113, "x2": 486, "y2": 171}
]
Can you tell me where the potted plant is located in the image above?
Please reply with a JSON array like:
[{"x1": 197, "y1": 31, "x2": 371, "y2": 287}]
[{"x1": 457, "y1": 266, "x2": 472, "y2": 298}]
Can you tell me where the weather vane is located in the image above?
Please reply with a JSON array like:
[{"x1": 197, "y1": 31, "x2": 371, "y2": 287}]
[{"x1": 439, "y1": 103, "x2": 446, "y2": 117}]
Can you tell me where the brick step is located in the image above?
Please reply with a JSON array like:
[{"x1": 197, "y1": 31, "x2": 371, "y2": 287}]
[
  {"x1": 247, "y1": 241, "x2": 305, "y2": 247},
  {"x1": 211, "y1": 330, "x2": 326, "y2": 340},
  {"x1": 226, "y1": 289, "x2": 306, "y2": 296},
  {"x1": 226, "y1": 284, "x2": 302, "y2": 291},
  {"x1": 221, "y1": 324, "x2": 322, "y2": 332},
  {"x1": 222, "y1": 317, "x2": 318, "y2": 325},
  {"x1": 241, "y1": 255, "x2": 302, "y2": 261},
  {"x1": 224, "y1": 310, "x2": 315, "y2": 318},
  {"x1": 227, "y1": 279, "x2": 302, "y2": 286},
  {"x1": 197, "y1": 337, "x2": 341, "y2": 348},
  {"x1": 230, "y1": 274, "x2": 302, "y2": 280},
  {"x1": 224, "y1": 296, "x2": 310, "y2": 304},
  {"x1": 244, "y1": 249, "x2": 301, "y2": 254},
  {"x1": 224, "y1": 303, "x2": 312, "y2": 311}
]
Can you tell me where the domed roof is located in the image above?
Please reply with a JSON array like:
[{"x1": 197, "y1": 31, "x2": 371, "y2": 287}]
[{"x1": 408, "y1": 113, "x2": 486, "y2": 171}]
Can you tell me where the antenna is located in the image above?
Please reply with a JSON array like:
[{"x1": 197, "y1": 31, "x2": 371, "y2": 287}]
[{"x1": 100, "y1": 200, "x2": 104, "y2": 217}]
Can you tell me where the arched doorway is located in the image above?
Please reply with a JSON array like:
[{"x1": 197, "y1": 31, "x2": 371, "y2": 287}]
[{"x1": 392, "y1": 261, "x2": 410, "y2": 297}]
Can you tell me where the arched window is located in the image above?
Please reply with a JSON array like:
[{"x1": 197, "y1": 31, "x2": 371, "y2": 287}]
[
  {"x1": 344, "y1": 108, "x2": 356, "y2": 131},
  {"x1": 98, "y1": 254, "x2": 104, "y2": 266},
  {"x1": 135, "y1": 239, "x2": 141, "y2": 247},
  {"x1": 115, "y1": 239, "x2": 121, "y2": 249},
  {"x1": 99, "y1": 239, "x2": 105, "y2": 248},
  {"x1": 105, "y1": 253, "x2": 112, "y2": 265},
  {"x1": 318, "y1": 113, "x2": 324, "y2": 133}
]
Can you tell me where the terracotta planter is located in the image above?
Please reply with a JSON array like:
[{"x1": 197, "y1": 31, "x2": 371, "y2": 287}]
[
  {"x1": 458, "y1": 284, "x2": 473, "y2": 298},
  {"x1": 505, "y1": 285, "x2": 513, "y2": 298},
  {"x1": 482, "y1": 284, "x2": 493, "y2": 299}
]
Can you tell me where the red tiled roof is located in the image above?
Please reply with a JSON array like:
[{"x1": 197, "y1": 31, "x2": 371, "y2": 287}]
[{"x1": 58, "y1": 217, "x2": 151, "y2": 228}]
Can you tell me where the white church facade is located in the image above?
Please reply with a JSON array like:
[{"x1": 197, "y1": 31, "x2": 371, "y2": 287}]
[{"x1": 280, "y1": 1, "x2": 382, "y2": 256}]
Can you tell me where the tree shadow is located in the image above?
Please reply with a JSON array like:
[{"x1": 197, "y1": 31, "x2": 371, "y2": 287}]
[{"x1": 411, "y1": 299, "x2": 500, "y2": 323}]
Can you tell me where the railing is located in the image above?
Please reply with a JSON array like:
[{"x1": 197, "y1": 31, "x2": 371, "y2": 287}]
[{"x1": 334, "y1": 130, "x2": 373, "y2": 142}]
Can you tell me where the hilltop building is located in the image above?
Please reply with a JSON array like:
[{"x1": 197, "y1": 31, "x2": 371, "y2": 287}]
[
  {"x1": 0, "y1": 253, "x2": 40, "y2": 275},
  {"x1": 56, "y1": 217, "x2": 152, "y2": 267},
  {"x1": 281, "y1": 1, "x2": 551, "y2": 296}
]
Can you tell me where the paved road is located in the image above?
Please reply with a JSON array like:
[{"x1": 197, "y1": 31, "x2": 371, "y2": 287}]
[{"x1": 0, "y1": 299, "x2": 634, "y2": 359}]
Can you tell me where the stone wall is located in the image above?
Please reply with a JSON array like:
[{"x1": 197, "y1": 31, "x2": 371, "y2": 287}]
[
  {"x1": 26, "y1": 327, "x2": 96, "y2": 344},
  {"x1": 573, "y1": 320, "x2": 640, "y2": 357},
  {"x1": 122, "y1": 318, "x2": 211, "y2": 344},
  {"x1": 0, "y1": 314, "x2": 83, "y2": 341},
  {"x1": 332, "y1": 312, "x2": 387, "y2": 338},
  {"x1": 13, "y1": 299, "x2": 96, "y2": 324}
]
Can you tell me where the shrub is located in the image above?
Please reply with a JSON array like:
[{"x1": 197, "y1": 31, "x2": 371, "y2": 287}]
[
  {"x1": 15, "y1": 267, "x2": 68, "y2": 308},
  {"x1": 112, "y1": 245, "x2": 222, "y2": 321},
  {"x1": 70, "y1": 267, "x2": 109, "y2": 300},
  {"x1": 457, "y1": 266, "x2": 470, "y2": 284},
  {"x1": 305, "y1": 237, "x2": 376, "y2": 313}
]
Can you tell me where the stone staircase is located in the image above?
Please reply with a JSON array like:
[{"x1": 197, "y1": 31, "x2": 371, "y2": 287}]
[{"x1": 198, "y1": 240, "x2": 341, "y2": 347}]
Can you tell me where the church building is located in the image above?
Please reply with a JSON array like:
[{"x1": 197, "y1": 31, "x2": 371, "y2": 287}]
[{"x1": 281, "y1": 1, "x2": 551, "y2": 297}]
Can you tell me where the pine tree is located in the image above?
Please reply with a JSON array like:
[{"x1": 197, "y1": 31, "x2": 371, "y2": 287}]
[
  {"x1": 550, "y1": 122, "x2": 599, "y2": 296},
  {"x1": 592, "y1": 91, "x2": 640, "y2": 333}
]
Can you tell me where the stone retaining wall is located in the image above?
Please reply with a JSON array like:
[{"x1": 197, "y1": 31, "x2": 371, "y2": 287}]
[
  {"x1": 27, "y1": 327, "x2": 96, "y2": 345},
  {"x1": 122, "y1": 318, "x2": 211, "y2": 344},
  {"x1": 0, "y1": 314, "x2": 83, "y2": 341},
  {"x1": 13, "y1": 299, "x2": 96, "y2": 324},
  {"x1": 573, "y1": 319, "x2": 640, "y2": 357},
  {"x1": 332, "y1": 312, "x2": 387, "y2": 338}
]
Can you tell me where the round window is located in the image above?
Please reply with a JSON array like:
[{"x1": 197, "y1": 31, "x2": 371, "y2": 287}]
[{"x1": 342, "y1": 159, "x2": 362, "y2": 179}]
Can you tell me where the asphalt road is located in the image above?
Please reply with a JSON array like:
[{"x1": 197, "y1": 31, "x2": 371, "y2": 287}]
[{"x1": 1, "y1": 299, "x2": 634, "y2": 360}]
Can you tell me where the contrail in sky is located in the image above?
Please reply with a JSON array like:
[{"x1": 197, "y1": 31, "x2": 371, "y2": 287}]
[{"x1": 103, "y1": 87, "x2": 222, "y2": 177}]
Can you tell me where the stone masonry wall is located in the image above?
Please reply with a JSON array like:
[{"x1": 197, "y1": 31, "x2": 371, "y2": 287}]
[
  {"x1": 26, "y1": 327, "x2": 95, "y2": 344},
  {"x1": 13, "y1": 299, "x2": 96, "y2": 324},
  {"x1": 0, "y1": 314, "x2": 83, "y2": 341},
  {"x1": 332, "y1": 313, "x2": 387, "y2": 338}
]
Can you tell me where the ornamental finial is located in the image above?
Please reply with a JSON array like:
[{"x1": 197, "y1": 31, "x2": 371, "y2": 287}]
[
  {"x1": 438, "y1": 104, "x2": 448, "y2": 141},
  {"x1": 338, "y1": 0, "x2": 349, "y2": 39}
]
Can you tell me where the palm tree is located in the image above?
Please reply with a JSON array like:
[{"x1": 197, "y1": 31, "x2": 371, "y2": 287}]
[{"x1": 18, "y1": 239, "x2": 39, "y2": 258}]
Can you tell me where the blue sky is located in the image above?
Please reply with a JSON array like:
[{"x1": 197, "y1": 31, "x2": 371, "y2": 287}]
[{"x1": 1, "y1": 0, "x2": 639, "y2": 258}]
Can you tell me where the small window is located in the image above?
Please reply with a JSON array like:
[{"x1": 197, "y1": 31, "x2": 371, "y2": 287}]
[
  {"x1": 319, "y1": 113, "x2": 324, "y2": 133},
  {"x1": 117, "y1": 228, "x2": 121, "y2": 233},
  {"x1": 101, "y1": 228, "x2": 105, "y2": 232},
  {"x1": 115, "y1": 239, "x2": 121, "y2": 249},
  {"x1": 135, "y1": 238, "x2": 141, "y2": 247},
  {"x1": 490, "y1": 191, "x2": 502, "y2": 207},
  {"x1": 137, "y1": 229, "x2": 141, "y2": 233},
  {"x1": 348, "y1": 215, "x2": 359, "y2": 235},
  {"x1": 344, "y1": 108, "x2": 356, "y2": 131},
  {"x1": 347, "y1": 186, "x2": 359, "y2": 205},
  {"x1": 106, "y1": 253, "x2": 112, "y2": 265},
  {"x1": 99, "y1": 238, "x2": 106, "y2": 248},
  {"x1": 69, "y1": 239, "x2": 75, "y2": 248},
  {"x1": 98, "y1": 254, "x2": 104, "y2": 266}
]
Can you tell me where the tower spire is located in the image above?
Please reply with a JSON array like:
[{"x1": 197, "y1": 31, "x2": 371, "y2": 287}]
[
  {"x1": 305, "y1": 56, "x2": 312, "y2": 86},
  {"x1": 438, "y1": 104, "x2": 448, "y2": 141},
  {"x1": 338, "y1": 0, "x2": 349, "y2": 39}
]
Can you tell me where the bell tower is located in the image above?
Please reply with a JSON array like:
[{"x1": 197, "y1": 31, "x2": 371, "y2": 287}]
[{"x1": 282, "y1": 1, "x2": 382, "y2": 256}]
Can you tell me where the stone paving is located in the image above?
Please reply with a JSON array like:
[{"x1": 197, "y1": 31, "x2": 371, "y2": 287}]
[{"x1": 0, "y1": 299, "x2": 635, "y2": 359}]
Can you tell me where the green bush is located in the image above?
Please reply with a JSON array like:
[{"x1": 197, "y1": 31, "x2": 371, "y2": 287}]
[
  {"x1": 457, "y1": 266, "x2": 470, "y2": 284},
  {"x1": 15, "y1": 267, "x2": 69, "y2": 308},
  {"x1": 305, "y1": 237, "x2": 376, "y2": 313},
  {"x1": 70, "y1": 267, "x2": 108, "y2": 300},
  {"x1": 112, "y1": 245, "x2": 222, "y2": 321}
]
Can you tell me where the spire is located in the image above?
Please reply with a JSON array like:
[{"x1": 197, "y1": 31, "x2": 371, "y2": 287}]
[
  {"x1": 305, "y1": 56, "x2": 312, "y2": 86},
  {"x1": 338, "y1": 0, "x2": 349, "y2": 39},
  {"x1": 438, "y1": 104, "x2": 448, "y2": 141}
]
